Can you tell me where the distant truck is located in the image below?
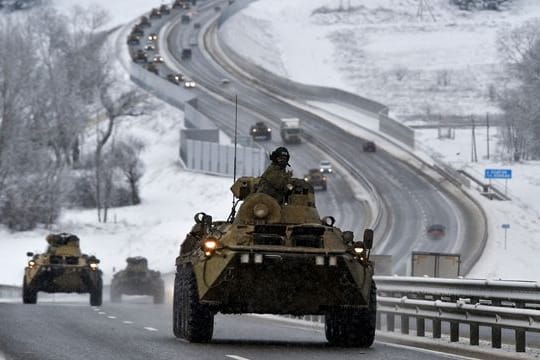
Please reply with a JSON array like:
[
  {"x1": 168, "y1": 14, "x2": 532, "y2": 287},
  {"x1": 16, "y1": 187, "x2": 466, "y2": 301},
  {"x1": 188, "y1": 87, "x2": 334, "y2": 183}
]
[{"x1": 280, "y1": 118, "x2": 302, "y2": 144}]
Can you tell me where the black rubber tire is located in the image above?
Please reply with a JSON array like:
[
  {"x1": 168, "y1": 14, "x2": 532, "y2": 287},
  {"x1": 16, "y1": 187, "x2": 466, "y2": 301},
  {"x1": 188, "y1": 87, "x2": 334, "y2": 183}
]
[
  {"x1": 90, "y1": 276, "x2": 103, "y2": 306},
  {"x1": 22, "y1": 276, "x2": 37, "y2": 304},
  {"x1": 325, "y1": 281, "x2": 377, "y2": 347},
  {"x1": 172, "y1": 265, "x2": 214, "y2": 342},
  {"x1": 153, "y1": 280, "x2": 165, "y2": 304}
]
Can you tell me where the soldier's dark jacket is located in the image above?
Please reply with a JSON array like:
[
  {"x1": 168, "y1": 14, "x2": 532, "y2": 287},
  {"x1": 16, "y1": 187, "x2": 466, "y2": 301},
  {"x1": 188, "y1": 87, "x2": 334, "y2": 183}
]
[{"x1": 257, "y1": 163, "x2": 291, "y2": 204}]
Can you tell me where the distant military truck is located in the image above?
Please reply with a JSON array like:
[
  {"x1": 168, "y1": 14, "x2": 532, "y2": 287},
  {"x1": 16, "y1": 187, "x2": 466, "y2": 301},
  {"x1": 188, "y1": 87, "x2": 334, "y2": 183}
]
[
  {"x1": 110, "y1": 257, "x2": 164, "y2": 304},
  {"x1": 250, "y1": 121, "x2": 272, "y2": 141},
  {"x1": 23, "y1": 233, "x2": 103, "y2": 306},
  {"x1": 280, "y1": 118, "x2": 302, "y2": 144},
  {"x1": 304, "y1": 168, "x2": 327, "y2": 191}
]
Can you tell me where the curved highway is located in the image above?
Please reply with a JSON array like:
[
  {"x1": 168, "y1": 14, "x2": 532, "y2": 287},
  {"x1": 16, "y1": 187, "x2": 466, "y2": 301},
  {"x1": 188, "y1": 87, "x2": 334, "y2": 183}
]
[{"x1": 155, "y1": 2, "x2": 483, "y2": 275}]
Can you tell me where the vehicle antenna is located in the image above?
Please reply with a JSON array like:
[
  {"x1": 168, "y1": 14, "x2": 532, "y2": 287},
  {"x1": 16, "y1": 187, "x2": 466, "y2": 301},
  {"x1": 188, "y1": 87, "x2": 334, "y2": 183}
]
[{"x1": 227, "y1": 95, "x2": 239, "y2": 223}]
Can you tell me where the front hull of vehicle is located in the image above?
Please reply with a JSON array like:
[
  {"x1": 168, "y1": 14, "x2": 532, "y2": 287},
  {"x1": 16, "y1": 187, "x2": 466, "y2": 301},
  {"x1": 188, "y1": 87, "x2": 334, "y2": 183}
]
[
  {"x1": 25, "y1": 265, "x2": 100, "y2": 293},
  {"x1": 183, "y1": 248, "x2": 372, "y2": 315}
]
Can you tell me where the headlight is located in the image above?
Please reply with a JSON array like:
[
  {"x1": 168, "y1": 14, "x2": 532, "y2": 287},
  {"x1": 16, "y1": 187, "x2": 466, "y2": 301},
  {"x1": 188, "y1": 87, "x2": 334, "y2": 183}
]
[
  {"x1": 304, "y1": 177, "x2": 309, "y2": 181},
  {"x1": 90, "y1": 263, "x2": 99, "y2": 271},
  {"x1": 354, "y1": 247, "x2": 364, "y2": 254},
  {"x1": 203, "y1": 238, "x2": 219, "y2": 256},
  {"x1": 267, "y1": 128, "x2": 271, "y2": 132},
  {"x1": 320, "y1": 168, "x2": 323, "y2": 172},
  {"x1": 28, "y1": 260, "x2": 36, "y2": 268}
]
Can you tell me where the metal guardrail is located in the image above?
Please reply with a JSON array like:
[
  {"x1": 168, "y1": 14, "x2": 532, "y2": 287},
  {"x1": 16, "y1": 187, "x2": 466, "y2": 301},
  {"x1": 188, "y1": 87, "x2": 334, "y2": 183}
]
[
  {"x1": 376, "y1": 276, "x2": 540, "y2": 353},
  {"x1": 0, "y1": 285, "x2": 21, "y2": 298}
]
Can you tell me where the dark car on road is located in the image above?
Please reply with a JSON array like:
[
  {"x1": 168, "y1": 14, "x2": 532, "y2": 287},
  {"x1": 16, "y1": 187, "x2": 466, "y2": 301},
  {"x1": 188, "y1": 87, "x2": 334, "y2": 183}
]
[
  {"x1": 363, "y1": 141, "x2": 376, "y2": 152},
  {"x1": 427, "y1": 224, "x2": 446, "y2": 240}
]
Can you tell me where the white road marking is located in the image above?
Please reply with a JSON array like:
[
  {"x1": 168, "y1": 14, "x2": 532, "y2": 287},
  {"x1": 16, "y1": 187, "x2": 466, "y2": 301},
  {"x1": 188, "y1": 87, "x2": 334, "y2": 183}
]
[
  {"x1": 98, "y1": 311, "x2": 106, "y2": 315},
  {"x1": 92, "y1": 308, "x2": 100, "y2": 311},
  {"x1": 107, "y1": 316, "x2": 116, "y2": 319},
  {"x1": 144, "y1": 327, "x2": 158, "y2": 332},
  {"x1": 226, "y1": 355, "x2": 251, "y2": 360},
  {"x1": 123, "y1": 321, "x2": 134, "y2": 324}
]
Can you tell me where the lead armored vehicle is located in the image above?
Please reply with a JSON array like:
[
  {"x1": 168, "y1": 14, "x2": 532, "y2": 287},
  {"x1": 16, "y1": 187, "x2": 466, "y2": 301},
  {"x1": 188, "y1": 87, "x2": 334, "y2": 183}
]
[
  {"x1": 173, "y1": 176, "x2": 376, "y2": 347},
  {"x1": 110, "y1": 256, "x2": 164, "y2": 304},
  {"x1": 23, "y1": 233, "x2": 102, "y2": 306}
]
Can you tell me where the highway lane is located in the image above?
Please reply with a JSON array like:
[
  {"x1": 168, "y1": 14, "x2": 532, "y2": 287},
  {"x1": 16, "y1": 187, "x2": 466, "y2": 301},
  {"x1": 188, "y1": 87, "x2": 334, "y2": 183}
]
[
  {"x1": 0, "y1": 300, "x2": 463, "y2": 360},
  {"x1": 158, "y1": 5, "x2": 479, "y2": 275}
]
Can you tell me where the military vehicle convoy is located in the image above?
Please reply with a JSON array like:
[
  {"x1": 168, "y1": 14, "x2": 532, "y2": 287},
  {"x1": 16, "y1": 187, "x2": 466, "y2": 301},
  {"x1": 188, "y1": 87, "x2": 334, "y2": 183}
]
[
  {"x1": 110, "y1": 256, "x2": 164, "y2": 304},
  {"x1": 173, "y1": 176, "x2": 376, "y2": 347},
  {"x1": 23, "y1": 233, "x2": 103, "y2": 306}
]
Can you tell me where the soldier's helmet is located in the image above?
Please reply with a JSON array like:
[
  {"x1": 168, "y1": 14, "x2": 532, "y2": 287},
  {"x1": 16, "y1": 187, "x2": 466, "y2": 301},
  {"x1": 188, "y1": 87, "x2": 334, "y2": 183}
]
[{"x1": 270, "y1": 147, "x2": 290, "y2": 163}]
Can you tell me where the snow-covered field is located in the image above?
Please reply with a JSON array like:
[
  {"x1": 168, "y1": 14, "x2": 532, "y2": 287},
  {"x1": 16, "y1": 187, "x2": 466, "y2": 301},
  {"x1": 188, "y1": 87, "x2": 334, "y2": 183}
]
[{"x1": 1, "y1": 0, "x2": 540, "y2": 286}]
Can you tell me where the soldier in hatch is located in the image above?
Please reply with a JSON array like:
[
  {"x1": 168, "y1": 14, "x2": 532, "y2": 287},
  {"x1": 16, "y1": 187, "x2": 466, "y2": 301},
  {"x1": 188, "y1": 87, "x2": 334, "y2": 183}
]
[{"x1": 257, "y1": 147, "x2": 292, "y2": 204}]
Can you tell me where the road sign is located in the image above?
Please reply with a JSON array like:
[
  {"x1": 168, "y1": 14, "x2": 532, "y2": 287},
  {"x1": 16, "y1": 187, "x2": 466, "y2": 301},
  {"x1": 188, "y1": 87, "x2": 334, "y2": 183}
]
[
  {"x1": 485, "y1": 169, "x2": 512, "y2": 179},
  {"x1": 502, "y1": 224, "x2": 510, "y2": 229}
]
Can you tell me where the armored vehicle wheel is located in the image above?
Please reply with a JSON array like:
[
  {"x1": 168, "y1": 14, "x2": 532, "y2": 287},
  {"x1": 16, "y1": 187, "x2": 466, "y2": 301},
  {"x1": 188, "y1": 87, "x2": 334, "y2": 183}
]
[
  {"x1": 172, "y1": 266, "x2": 214, "y2": 342},
  {"x1": 325, "y1": 281, "x2": 376, "y2": 347},
  {"x1": 153, "y1": 281, "x2": 165, "y2": 304},
  {"x1": 90, "y1": 277, "x2": 103, "y2": 306},
  {"x1": 22, "y1": 276, "x2": 37, "y2": 304}
]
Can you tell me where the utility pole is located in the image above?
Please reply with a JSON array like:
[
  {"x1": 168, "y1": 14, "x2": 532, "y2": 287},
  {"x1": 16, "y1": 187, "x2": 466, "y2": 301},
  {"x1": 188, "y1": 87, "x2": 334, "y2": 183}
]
[
  {"x1": 471, "y1": 116, "x2": 478, "y2": 162},
  {"x1": 486, "y1": 112, "x2": 490, "y2": 160}
]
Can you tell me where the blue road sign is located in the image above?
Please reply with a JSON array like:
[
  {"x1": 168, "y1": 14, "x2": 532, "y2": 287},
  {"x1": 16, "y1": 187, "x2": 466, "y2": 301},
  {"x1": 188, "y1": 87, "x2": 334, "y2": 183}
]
[
  {"x1": 485, "y1": 169, "x2": 512, "y2": 179},
  {"x1": 502, "y1": 224, "x2": 510, "y2": 229}
]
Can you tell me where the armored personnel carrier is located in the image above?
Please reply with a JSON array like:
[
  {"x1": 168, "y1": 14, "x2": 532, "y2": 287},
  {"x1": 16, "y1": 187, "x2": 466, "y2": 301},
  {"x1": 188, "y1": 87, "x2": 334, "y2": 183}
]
[
  {"x1": 23, "y1": 233, "x2": 103, "y2": 306},
  {"x1": 110, "y1": 256, "x2": 164, "y2": 304},
  {"x1": 173, "y1": 176, "x2": 376, "y2": 347}
]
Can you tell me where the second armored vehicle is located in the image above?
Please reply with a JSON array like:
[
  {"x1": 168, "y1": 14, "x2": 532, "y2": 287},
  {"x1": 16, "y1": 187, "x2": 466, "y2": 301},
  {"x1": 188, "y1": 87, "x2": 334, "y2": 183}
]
[
  {"x1": 173, "y1": 176, "x2": 376, "y2": 347},
  {"x1": 250, "y1": 121, "x2": 272, "y2": 141},
  {"x1": 23, "y1": 233, "x2": 103, "y2": 306},
  {"x1": 110, "y1": 257, "x2": 164, "y2": 304}
]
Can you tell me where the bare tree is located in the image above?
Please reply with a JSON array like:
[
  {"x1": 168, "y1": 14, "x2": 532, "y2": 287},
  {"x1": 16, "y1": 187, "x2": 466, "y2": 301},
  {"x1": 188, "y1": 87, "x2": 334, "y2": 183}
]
[
  {"x1": 497, "y1": 20, "x2": 540, "y2": 160},
  {"x1": 94, "y1": 86, "x2": 149, "y2": 222},
  {"x1": 113, "y1": 137, "x2": 145, "y2": 205}
]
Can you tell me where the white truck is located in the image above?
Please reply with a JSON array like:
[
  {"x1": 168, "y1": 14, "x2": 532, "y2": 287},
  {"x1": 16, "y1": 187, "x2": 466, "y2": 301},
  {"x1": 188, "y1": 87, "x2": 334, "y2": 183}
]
[{"x1": 279, "y1": 118, "x2": 302, "y2": 144}]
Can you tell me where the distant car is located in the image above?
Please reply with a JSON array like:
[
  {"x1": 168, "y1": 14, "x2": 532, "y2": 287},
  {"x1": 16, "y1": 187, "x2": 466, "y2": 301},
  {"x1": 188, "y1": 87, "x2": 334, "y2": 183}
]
[
  {"x1": 181, "y1": 48, "x2": 192, "y2": 60},
  {"x1": 183, "y1": 79, "x2": 196, "y2": 88},
  {"x1": 139, "y1": 16, "x2": 151, "y2": 28},
  {"x1": 319, "y1": 160, "x2": 333, "y2": 174},
  {"x1": 363, "y1": 141, "x2": 376, "y2": 152},
  {"x1": 132, "y1": 49, "x2": 148, "y2": 64},
  {"x1": 159, "y1": 4, "x2": 170, "y2": 15},
  {"x1": 304, "y1": 169, "x2": 327, "y2": 191},
  {"x1": 250, "y1": 121, "x2": 272, "y2": 141},
  {"x1": 194, "y1": 22, "x2": 201, "y2": 29},
  {"x1": 144, "y1": 43, "x2": 156, "y2": 52},
  {"x1": 167, "y1": 73, "x2": 185, "y2": 85},
  {"x1": 148, "y1": 33, "x2": 158, "y2": 41},
  {"x1": 131, "y1": 26, "x2": 144, "y2": 37},
  {"x1": 149, "y1": 8, "x2": 161, "y2": 19},
  {"x1": 427, "y1": 224, "x2": 446, "y2": 240},
  {"x1": 152, "y1": 54, "x2": 164, "y2": 64},
  {"x1": 126, "y1": 34, "x2": 140, "y2": 46},
  {"x1": 145, "y1": 63, "x2": 159, "y2": 75},
  {"x1": 220, "y1": 78, "x2": 230, "y2": 86}
]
